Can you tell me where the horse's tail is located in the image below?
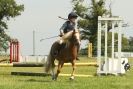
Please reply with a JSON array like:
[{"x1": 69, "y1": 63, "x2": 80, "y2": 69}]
[
  {"x1": 45, "y1": 51, "x2": 55, "y2": 73},
  {"x1": 45, "y1": 41, "x2": 59, "y2": 73}
]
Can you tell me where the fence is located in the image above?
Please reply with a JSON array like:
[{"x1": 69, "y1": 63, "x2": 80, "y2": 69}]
[{"x1": 19, "y1": 55, "x2": 47, "y2": 63}]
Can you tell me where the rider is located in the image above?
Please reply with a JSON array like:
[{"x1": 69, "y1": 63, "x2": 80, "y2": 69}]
[
  {"x1": 59, "y1": 12, "x2": 79, "y2": 44},
  {"x1": 57, "y1": 12, "x2": 80, "y2": 60}
]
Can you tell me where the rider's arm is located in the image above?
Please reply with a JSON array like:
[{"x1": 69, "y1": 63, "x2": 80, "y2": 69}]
[
  {"x1": 74, "y1": 22, "x2": 78, "y2": 32},
  {"x1": 60, "y1": 22, "x2": 67, "y2": 36}
]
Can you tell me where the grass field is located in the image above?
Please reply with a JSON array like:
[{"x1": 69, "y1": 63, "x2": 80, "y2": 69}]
[{"x1": 0, "y1": 56, "x2": 133, "y2": 89}]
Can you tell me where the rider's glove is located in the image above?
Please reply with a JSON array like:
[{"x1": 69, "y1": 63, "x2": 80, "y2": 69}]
[
  {"x1": 59, "y1": 34, "x2": 63, "y2": 37},
  {"x1": 59, "y1": 33, "x2": 64, "y2": 37}
]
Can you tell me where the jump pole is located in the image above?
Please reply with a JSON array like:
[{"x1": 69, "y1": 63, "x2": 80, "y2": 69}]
[
  {"x1": 0, "y1": 62, "x2": 97, "y2": 67},
  {"x1": 11, "y1": 72, "x2": 94, "y2": 77}
]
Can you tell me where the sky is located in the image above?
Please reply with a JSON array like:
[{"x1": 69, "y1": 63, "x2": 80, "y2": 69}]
[{"x1": 8, "y1": 0, "x2": 133, "y2": 56}]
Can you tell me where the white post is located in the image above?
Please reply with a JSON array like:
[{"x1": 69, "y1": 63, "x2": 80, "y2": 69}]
[
  {"x1": 104, "y1": 21, "x2": 108, "y2": 73},
  {"x1": 97, "y1": 16, "x2": 102, "y2": 72},
  {"x1": 33, "y1": 30, "x2": 36, "y2": 56},
  {"x1": 112, "y1": 22, "x2": 115, "y2": 72},
  {"x1": 118, "y1": 21, "x2": 122, "y2": 73}
]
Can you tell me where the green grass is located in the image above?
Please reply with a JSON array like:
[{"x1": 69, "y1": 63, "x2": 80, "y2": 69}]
[
  {"x1": 0, "y1": 56, "x2": 133, "y2": 89},
  {"x1": 0, "y1": 55, "x2": 9, "y2": 63}
]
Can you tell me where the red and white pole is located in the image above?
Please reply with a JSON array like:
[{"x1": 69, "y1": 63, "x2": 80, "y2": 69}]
[
  {"x1": 10, "y1": 39, "x2": 20, "y2": 63},
  {"x1": 17, "y1": 42, "x2": 19, "y2": 62},
  {"x1": 10, "y1": 42, "x2": 12, "y2": 63}
]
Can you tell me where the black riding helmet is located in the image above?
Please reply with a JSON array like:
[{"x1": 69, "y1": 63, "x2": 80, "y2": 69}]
[{"x1": 68, "y1": 12, "x2": 78, "y2": 19}]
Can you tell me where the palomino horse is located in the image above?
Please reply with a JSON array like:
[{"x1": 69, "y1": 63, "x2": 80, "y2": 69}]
[{"x1": 45, "y1": 30, "x2": 80, "y2": 80}]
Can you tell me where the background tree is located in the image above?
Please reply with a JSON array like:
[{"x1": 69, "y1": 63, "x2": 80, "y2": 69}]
[
  {"x1": 0, "y1": 30, "x2": 10, "y2": 53},
  {"x1": 0, "y1": 0, "x2": 24, "y2": 53},
  {"x1": 128, "y1": 36, "x2": 133, "y2": 52}
]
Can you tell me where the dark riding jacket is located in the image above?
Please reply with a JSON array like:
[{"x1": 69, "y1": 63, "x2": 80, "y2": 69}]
[{"x1": 60, "y1": 21, "x2": 77, "y2": 34}]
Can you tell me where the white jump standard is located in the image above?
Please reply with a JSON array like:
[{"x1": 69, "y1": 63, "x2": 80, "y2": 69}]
[{"x1": 97, "y1": 16, "x2": 126, "y2": 75}]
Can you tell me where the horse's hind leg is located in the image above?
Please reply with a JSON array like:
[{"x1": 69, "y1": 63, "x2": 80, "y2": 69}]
[
  {"x1": 55, "y1": 61, "x2": 64, "y2": 80},
  {"x1": 70, "y1": 60, "x2": 76, "y2": 80}
]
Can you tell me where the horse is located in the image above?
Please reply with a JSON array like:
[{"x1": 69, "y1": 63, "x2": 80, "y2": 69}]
[{"x1": 45, "y1": 30, "x2": 80, "y2": 80}]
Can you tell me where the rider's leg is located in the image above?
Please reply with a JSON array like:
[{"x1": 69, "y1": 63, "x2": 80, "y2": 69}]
[{"x1": 56, "y1": 31, "x2": 73, "y2": 54}]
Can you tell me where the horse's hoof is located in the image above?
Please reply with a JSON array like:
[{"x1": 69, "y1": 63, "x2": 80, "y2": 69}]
[
  {"x1": 52, "y1": 77, "x2": 55, "y2": 80},
  {"x1": 52, "y1": 78, "x2": 57, "y2": 81},
  {"x1": 52, "y1": 76, "x2": 57, "y2": 81},
  {"x1": 69, "y1": 76, "x2": 74, "y2": 80},
  {"x1": 52, "y1": 76, "x2": 56, "y2": 80}
]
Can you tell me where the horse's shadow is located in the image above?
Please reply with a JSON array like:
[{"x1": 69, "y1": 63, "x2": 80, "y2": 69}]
[
  {"x1": 19, "y1": 78, "x2": 77, "y2": 83},
  {"x1": 19, "y1": 78, "x2": 52, "y2": 83}
]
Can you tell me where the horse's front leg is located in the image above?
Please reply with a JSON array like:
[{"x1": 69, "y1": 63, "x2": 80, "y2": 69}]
[
  {"x1": 70, "y1": 60, "x2": 76, "y2": 80},
  {"x1": 55, "y1": 61, "x2": 64, "y2": 80},
  {"x1": 51, "y1": 68, "x2": 55, "y2": 80},
  {"x1": 51, "y1": 60, "x2": 56, "y2": 80}
]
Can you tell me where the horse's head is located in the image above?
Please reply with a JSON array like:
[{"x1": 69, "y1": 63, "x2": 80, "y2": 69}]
[{"x1": 71, "y1": 30, "x2": 81, "y2": 45}]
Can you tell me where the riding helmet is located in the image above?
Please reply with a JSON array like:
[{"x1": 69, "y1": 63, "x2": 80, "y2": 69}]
[{"x1": 68, "y1": 12, "x2": 78, "y2": 19}]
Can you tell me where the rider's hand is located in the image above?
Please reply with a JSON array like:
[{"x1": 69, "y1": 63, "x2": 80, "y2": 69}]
[
  {"x1": 59, "y1": 33, "x2": 64, "y2": 37},
  {"x1": 59, "y1": 34, "x2": 63, "y2": 37}
]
